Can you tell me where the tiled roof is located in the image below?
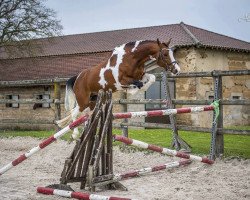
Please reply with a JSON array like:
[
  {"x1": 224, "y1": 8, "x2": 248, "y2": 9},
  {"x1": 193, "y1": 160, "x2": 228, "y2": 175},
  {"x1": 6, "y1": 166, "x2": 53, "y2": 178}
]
[
  {"x1": 0, "y1": 52, "x2": 110, "y2": 81},
  {"x1": 0, "y1": 22, "x2": 249, "y2": 82},
  {"x1": 1, "y1": 22, "x2": 249, "y2": 60}
]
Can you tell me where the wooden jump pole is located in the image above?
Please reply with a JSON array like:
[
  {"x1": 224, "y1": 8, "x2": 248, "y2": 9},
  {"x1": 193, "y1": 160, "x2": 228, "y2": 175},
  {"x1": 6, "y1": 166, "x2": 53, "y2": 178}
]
[
  {"x1": 114, "y1": 160, "x2": 191, "y2": 181},
  {"x1": 113, "y1": 105, "x2": 215, "y2": 119},
  {"x1": 0, "y1": 103, "x2": 216, "y2": 176},
  {"x1": 37, "y1": 187, "x2": 134, "y2": 200},
  {"x1": 113, "y1": 135, "x2": 214, "y2": 164},
  {"x1": 93, "y1": 160, "x2": 192, "y2": 187},
  {"x1": 0, "y1": 115, "x2": 89, "y2": 176}
]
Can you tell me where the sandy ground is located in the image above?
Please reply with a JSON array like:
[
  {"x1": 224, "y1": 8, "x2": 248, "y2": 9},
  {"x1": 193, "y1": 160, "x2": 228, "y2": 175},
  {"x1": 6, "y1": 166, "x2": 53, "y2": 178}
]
[{"x1": 0, "y1": 137, "x2": 249, "y2": 200}]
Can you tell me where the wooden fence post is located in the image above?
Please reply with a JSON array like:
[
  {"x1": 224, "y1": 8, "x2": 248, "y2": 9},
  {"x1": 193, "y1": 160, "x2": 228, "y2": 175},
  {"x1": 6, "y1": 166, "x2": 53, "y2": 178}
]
[
  {"x1": 210, "y1": 72, "x2": 224, "y2": 159},
  {"x1": 121, "y1": 92, "x2": 128, "y2": 138},
  {"x1": 215, "y1": 75, "x2": 224, "y2": 156},
  {"x1": 54, "y1": 81, "x2": 61, "y2": 130}
]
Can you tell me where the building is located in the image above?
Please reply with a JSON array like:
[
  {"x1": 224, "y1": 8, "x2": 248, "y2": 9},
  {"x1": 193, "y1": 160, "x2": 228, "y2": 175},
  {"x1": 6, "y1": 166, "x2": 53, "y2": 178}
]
[{"x1": 0, "y1": 22, "x2": 249, "y2": 130}]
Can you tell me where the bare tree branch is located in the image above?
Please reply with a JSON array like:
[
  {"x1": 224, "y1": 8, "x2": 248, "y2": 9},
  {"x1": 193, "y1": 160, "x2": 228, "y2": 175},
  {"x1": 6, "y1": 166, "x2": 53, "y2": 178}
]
[{"x1": 0, "y1": 0, "x2": 63, "y2": 58}]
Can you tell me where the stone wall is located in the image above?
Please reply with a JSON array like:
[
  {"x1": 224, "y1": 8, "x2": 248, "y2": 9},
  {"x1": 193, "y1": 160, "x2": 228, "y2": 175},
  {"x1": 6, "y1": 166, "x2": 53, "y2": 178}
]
[
  {"x1": 0, "y1": 85, "x2": 56, "y2": 130},
  {"x1": 175, "y1": 47, "x2": 250, "y2": 127}
]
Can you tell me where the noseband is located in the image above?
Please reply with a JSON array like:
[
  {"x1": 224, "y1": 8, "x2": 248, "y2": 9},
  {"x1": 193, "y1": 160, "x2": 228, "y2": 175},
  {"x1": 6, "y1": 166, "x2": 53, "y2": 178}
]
[{"x1": 158, "y1": 48, "x2": 178, "y2": 71}]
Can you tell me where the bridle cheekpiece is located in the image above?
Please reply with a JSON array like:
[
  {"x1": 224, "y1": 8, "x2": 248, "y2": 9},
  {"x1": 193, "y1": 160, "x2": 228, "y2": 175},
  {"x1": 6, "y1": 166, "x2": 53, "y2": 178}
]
[{"x1": 158, "y1": 47, "x2": 178, "y2": 71}]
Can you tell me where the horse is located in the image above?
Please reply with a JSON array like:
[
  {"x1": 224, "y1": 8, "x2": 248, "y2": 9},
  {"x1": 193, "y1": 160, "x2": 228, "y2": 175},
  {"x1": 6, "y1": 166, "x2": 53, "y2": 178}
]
[{"x1": 57, "y1": 39, "x2": 181, "y2": 139}]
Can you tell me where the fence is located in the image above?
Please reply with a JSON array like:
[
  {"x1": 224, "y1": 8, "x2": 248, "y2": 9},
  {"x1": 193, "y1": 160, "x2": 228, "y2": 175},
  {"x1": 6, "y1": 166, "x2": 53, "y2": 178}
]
[{"x1": 0, "y1": 70, "x2": 250, "y2": 156}]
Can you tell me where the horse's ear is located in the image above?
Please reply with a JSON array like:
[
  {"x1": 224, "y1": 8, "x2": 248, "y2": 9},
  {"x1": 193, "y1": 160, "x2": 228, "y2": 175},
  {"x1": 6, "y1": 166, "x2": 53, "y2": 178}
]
[
  {"x1": 163, "y1": 38, "x2": 172, "y2": 47},
  {"x1": 157, "y1": 38, "x2": 161, "y2": 46}
]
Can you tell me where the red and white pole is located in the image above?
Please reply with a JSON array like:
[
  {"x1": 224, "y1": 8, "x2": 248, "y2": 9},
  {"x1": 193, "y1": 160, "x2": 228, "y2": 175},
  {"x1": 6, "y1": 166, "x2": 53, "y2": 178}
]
[
  {"x1": 0, "y1": 115, "x2": 89, "y2": 176},
  {"x1": 0, "y1": 105, "x2": 215, "y2": 176},
  {"x1": 114, "y1": 160, "x2": 191, "y2": 181},
  {"x1": 113, "y1": 105, "x2": 214, "y2": 119},
  {"x1": 113, "y1": 135, "x2": 214, "y2": 164},
  {"x1": 37, "y1": 187, "x2": 133, "y2": 200}
]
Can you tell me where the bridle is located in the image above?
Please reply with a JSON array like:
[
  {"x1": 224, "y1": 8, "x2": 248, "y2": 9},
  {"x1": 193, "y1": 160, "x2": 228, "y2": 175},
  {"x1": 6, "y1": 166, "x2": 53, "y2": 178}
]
[{"x1": 158, "y1": 48, "x2": 178, "y2": 71}]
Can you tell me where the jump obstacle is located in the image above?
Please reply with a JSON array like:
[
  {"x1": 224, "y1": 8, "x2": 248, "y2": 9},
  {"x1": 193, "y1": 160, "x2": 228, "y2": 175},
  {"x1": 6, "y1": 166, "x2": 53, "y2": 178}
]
[
  {"x1": 37, "y1": 187, "x2": 133, "y2": 200},
  {"x1": 113, "y1": 135, "x2": 214, "y2": 164},
  {"x1": 0, "y1": 91, "x2": 216, "y2": 176},
  {"x1": 0, "y1": 115, "x2": 89, "y2": 176},
  {"x1": 0, "y1": 90, "x2": 215, "y2": 199},
  {"x1": 57, "y1": 91, "x2": 213, "y2": 193},
  {"x1": 93, "y1": 159, "x2": 192, "y2": 187}
]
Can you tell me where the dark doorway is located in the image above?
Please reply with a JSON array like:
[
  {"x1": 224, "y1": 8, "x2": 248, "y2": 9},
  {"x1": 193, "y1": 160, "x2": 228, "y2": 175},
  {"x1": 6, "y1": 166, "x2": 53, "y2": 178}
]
[{"x1": 145, "y1": 80, "x2": 175, "y2": 124}]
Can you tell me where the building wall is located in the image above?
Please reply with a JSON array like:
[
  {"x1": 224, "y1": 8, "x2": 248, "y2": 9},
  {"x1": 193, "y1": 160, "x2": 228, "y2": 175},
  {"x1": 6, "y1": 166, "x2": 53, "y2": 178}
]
[
  {"x1": 0, "y1": 85, "x2": 127, "y2": 130},
  {"x1": 175, "y1": 47, "x2": 250, "y2": 127},
  {"x1": 0, "y1": 48, "x2": 249, "y2": 131},
  {"x1": 0, "y1": 86, "x2": 56, "y2": 130}
]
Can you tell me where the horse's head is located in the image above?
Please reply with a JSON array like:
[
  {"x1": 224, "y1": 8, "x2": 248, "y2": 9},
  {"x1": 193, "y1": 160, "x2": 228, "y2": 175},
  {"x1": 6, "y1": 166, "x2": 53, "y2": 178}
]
[{"x1": 156, "y1": 39, "x2": 180, "y2": 75}]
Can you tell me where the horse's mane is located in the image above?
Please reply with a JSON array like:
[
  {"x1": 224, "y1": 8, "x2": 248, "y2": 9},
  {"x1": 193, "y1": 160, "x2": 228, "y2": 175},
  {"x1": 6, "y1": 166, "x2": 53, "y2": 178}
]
[{"x1": 125, "y1": 40, "x2": 155, "y2": 47}]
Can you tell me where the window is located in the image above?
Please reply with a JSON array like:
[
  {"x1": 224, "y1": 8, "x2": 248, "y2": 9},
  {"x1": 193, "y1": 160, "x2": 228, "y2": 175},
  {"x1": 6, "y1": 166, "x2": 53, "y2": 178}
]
[
  {"x1": 231, "y1": 93, "x2": 242, "y2": 100},
  {"x1": 232, "y1": 95, "x2": 241, "y2": 100},
  {"x1": 145, "y1": 81, "x2": 161, "y2": 109},
  {"x1": 33, "y1": 94, "x2": 50, "y2": 109},
  {"x1": 145, "y1": 80, "x2": 175, "y2": 125},
  {"x1": 6, "y1": 95, "x2": 19, "y2": 108},
  {"x1": 145, "y1": 80, "x2": 175, "y2": 110}
]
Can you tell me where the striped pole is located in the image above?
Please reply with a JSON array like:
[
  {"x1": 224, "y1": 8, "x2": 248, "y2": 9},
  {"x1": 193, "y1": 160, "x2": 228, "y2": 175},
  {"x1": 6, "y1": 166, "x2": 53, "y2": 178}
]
[
  {"x1": 113, "y1": 135, "x2": 214, "y2": 164},
  {"x1": 113, "y1": 105, "x2": 214, "y2": 119},
  {"x1": 114, "y1": 160, "x2": 191, "y2": 181},
  {"x1": 0, "y1": 105, "x2": 215, "y2": 176},
  {"x1": 37, "y1": 187, "x2": 134, "y2": 200},
  {"x1": 0, "y1": 115, "x2": 89, "y2": 176}
]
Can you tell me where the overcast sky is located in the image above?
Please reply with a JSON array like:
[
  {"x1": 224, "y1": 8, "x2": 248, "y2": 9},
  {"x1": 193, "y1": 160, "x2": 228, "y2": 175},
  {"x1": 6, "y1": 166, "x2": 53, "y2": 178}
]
[{"x1": 46, "y1": 0, "x2": 250, "y2": 42}]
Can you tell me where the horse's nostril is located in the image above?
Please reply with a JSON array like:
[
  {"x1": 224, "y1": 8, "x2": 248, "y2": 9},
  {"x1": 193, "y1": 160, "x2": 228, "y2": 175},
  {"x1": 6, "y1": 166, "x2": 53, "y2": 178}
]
[{"x1": 173, "y1": 69, "x2": 180, "y2": 75}]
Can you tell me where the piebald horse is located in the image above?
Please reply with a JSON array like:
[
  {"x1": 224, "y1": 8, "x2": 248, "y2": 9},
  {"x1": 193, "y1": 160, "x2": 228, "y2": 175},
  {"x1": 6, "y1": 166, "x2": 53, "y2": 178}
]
[{"x1": 57, "y1": 39, "x2": 180, "y2": 139}]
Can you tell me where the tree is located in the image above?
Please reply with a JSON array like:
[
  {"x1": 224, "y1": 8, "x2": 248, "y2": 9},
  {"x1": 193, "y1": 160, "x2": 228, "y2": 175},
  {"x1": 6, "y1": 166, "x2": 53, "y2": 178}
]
[{"x1": 0, "y1": 0, "x2": 63, "y2": 58}]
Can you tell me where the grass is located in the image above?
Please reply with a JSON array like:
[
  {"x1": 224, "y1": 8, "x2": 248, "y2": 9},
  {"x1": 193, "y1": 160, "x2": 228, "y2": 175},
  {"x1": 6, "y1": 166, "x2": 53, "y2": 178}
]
[
  {"x1": 113, "y1": 128, "x2": 250, "y2": 158},
  {"x1": 0, "y1": 127, "x2": 249, "y2": 158},
  {"x1": 0, "y1": 130, "x2": 71, "y2": 141}
]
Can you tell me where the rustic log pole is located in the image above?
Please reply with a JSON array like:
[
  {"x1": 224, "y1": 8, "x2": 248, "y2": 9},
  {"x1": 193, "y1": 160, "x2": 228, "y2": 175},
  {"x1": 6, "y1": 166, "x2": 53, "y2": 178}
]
[
  {"x1": 92, "y1": 99, "x2": 113, "y2": 173},
  {"x1": 65, "y1": 111, "x2": 101, "y2": 180}
]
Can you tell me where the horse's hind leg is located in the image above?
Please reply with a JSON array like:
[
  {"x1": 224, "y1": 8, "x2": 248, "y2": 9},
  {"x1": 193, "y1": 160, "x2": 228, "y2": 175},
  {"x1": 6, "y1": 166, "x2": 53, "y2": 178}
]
[
  {"x1": 69, "y1": 89, "x2": 92, "y2": 140},
  {"x1": 71, "y1": 104, "x2": 81, "y2": 140}
]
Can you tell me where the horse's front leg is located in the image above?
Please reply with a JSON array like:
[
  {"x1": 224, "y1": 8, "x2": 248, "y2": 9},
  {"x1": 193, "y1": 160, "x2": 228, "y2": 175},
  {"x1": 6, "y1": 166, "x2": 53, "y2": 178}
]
[
  {"x1": 120, "y1": 73, "x2": 156, "y2": 95},
  {"x1": 119, "y1": 76, "x2": 141, "y2": 95},
  {"x1": 139, "y1": 73, "x2": 156, "y2": 91}
]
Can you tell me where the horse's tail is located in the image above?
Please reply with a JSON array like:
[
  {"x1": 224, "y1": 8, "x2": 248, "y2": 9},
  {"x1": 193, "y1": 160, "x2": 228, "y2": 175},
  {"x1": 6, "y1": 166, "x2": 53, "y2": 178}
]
[
  {"x1": 56, "y1": 75, "x2": 77, "y2": 128},
  {"x1": 65, "y1": 75, "x2": 77, "y2": 111}
]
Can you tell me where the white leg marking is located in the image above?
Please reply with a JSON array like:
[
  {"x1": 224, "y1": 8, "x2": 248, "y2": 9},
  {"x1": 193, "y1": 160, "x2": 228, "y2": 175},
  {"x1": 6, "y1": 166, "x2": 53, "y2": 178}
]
[
  {"x1": 71, "y1": 104, "x2": 80, "y2": 140},
  {"x1": 140, "y1": 73, "x2": 156, "y2": 91}
]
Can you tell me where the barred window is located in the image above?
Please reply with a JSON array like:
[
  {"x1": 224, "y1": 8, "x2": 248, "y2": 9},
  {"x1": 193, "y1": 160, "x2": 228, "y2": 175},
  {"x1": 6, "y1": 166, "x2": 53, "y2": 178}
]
[{"x1": 6, "y1": 95, "x2": 19, "y2": 108}]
